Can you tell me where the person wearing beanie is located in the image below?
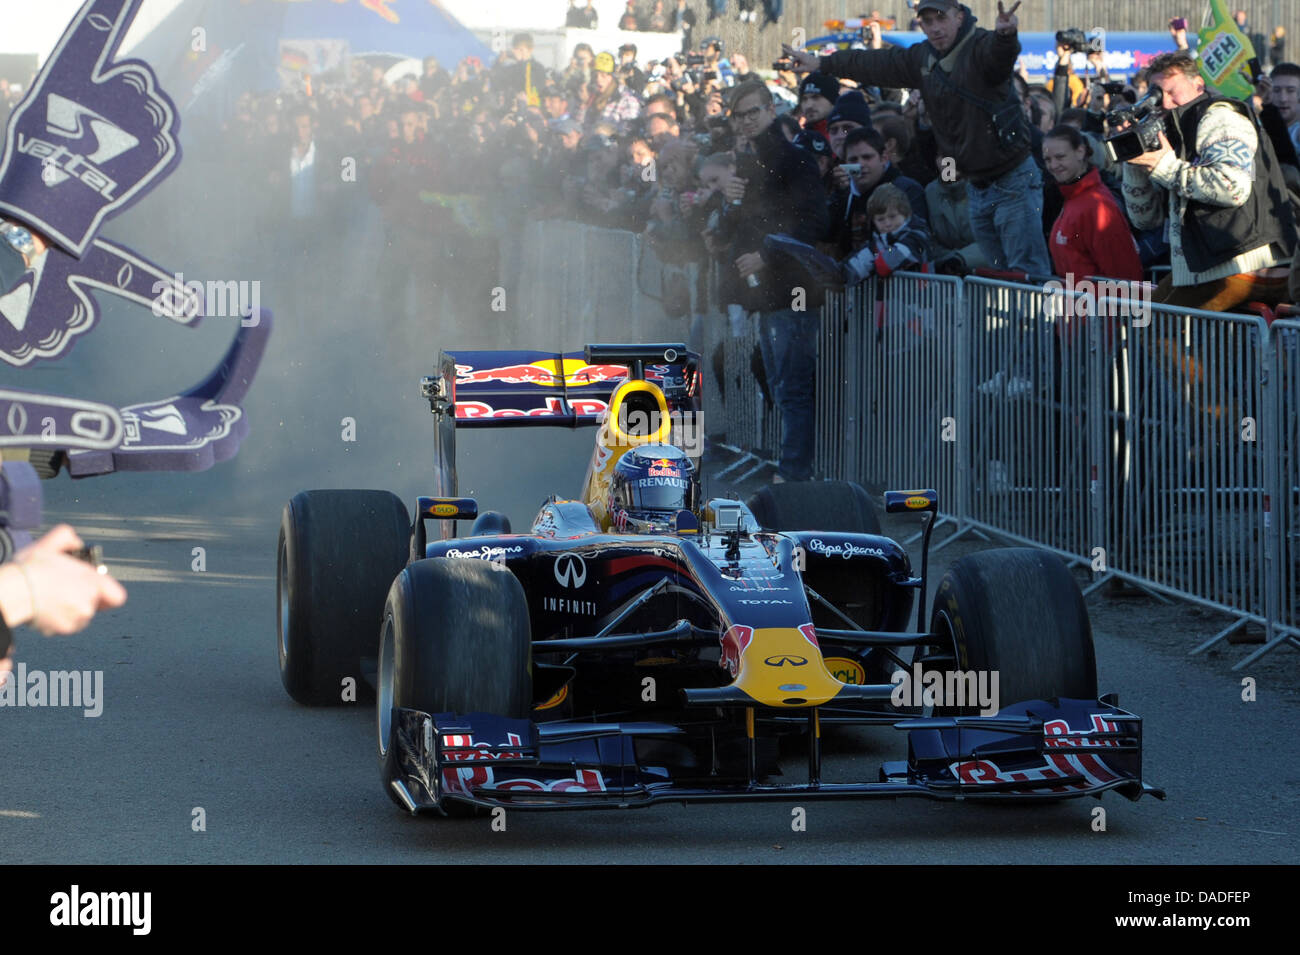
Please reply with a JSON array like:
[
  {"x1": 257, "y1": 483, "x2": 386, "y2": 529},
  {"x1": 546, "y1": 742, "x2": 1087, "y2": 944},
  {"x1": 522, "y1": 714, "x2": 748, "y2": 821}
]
[
  {"x1": 798, "y1": 72, "x2": 839, "y2": 137},
  {"x1": 826, "y1": 90, "x2": 872, "y2": 160}
]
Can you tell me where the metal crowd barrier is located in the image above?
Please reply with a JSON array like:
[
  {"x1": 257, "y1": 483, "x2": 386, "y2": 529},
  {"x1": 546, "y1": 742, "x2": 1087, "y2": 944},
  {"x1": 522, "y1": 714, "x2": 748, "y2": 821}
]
[
  {"x1": 511, "y1": 219, "x2": 689, "y2": 345},
  {"x1": 777, "y1": 273, "x2": 1294, "y2": 664},
  {"x1": 1122, "y1": 303, "x2": 1272, "y2": 654},
  {"x1": 855, "y1": 277, "x2": 1290, "y2": 665},
  {"x1": 814, "y1": 275, "x2": 967, "y2": 543},
  {"x1": 1233, "y1": 317, "x2": 1300, "y2": 667}
]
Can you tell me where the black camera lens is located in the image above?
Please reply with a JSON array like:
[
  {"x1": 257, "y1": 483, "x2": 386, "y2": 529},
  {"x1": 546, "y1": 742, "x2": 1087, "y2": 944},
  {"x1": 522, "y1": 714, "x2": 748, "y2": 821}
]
[{"x1": 1055, "y1": 28, "x2": 1088, "y2": 52}]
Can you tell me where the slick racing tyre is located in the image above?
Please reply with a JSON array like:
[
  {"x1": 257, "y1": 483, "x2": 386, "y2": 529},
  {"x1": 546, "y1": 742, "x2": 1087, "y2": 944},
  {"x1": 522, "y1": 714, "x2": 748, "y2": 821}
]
[
  {"x1": 278, "y1": 490, "x2": 410, "y2": 706},
  {"x1": 377, "y1": 558, "x2": 532, "y2": 814},
  {"x1": 926, "y1": 548, "x2": 1097, "y2": 715},
  {"x1": 745, "y1": 480, "x2": 881, "y2": 535}
]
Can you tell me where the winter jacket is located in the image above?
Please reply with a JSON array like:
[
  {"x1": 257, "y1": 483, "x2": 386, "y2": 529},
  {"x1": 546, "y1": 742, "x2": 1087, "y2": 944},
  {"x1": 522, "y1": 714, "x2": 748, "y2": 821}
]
[
  {"x1": 924, "y1": 176, "x2": 988, "y2": 271},
  {"x1": 716, "y1": 122, "x2": 830, "y2": 311},
  {"x1": 1049, "y1": 166, "x2": 1142, "y2": 281},
  {"x1": 1047, "y1": 64, "x2": 1087, "y2": 116},
  {"x1": 818, "y1": 5, "x2": 1029, "y2": 182},
  {"x1": 844, "y1": 217, "x2": 931, "y2": 284},
  {"x1": 1123, "y1": 93, "x2": 1296, "y2": 285}
]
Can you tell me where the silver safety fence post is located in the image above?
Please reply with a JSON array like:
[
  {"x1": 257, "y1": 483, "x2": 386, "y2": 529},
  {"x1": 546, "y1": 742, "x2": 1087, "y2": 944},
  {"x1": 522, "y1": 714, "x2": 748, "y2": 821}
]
[
  {"x1": 816, "y1": 282, "x2": 851, "y2": 482},
  {"x1": 959, "y1": 275, "x2": 1095, "y2": 572},
  {"x1": 1234, "y1": 317, "x2": 1300, "y2": 667},
  {"x1": 1117, "y1": 301, "x2": 1272, "y2": 648},
  {"x1": 1082, "y1": 278, "x2": 1151, "y2": 599},
  {"x1": 839, "y1": 271, "x2": 966, "y2": 543}
]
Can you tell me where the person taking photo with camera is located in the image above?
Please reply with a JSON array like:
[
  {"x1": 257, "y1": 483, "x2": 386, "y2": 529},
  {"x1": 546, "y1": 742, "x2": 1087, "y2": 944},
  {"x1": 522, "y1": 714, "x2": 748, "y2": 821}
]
[{"x1": 1122, "y1": 51, "x2": 1296, "y2": 310}]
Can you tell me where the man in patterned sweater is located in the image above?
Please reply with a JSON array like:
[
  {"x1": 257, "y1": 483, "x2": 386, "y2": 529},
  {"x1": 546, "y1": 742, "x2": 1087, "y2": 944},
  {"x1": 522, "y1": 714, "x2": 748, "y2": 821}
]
[{"x1": 1123, "y1": 51, "x2": 1296, "y2": 311}]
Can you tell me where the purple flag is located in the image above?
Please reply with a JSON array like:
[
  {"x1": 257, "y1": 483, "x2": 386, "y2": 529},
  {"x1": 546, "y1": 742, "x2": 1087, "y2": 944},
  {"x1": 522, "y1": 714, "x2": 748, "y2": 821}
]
[
  {"x1": 0, "y1": 0, "x2": 181, "y2": 258},
  {"x1": 0, "y1": 0, "x2": 269, "y2": 477}
]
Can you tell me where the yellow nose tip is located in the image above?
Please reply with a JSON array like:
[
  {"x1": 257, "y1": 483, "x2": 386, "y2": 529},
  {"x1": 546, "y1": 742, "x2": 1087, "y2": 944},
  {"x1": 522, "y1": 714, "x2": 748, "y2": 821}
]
[{"x1": 731, "y1": 628, "x2": 847, "y2": 708}]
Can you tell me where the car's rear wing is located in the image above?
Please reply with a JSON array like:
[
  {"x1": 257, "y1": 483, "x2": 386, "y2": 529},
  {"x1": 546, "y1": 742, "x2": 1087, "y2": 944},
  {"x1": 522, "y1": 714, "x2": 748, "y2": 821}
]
[
  {"x1": 424, "y1": 344, "x2": 698, "y2": 430},
  {"x1": 420, "y1": 344, "x2": 700, "y2": 533}
]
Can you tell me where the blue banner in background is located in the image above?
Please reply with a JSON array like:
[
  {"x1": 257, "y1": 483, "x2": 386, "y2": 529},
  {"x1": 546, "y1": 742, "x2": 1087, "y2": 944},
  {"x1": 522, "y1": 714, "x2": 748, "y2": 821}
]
[{"x1": 809, "y1": 31, "x2": 1190, "y2": 81}]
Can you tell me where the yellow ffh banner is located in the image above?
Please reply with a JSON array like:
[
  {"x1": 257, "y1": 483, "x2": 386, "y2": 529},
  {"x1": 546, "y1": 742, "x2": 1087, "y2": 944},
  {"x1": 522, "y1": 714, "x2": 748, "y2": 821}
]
[{"x1": 1197, "y1": 0, "x2": 1258, "y2": 100}]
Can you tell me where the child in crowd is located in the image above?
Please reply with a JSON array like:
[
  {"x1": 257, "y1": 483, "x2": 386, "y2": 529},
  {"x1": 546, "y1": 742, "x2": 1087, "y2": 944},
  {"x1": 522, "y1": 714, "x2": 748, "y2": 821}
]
[{"x1": 842, "y1": 184, "x2": 930, "y2": 284}]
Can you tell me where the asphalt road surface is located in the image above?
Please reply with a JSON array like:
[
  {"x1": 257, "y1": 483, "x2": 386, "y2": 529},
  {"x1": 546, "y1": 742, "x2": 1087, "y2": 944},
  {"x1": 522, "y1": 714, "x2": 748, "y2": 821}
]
[{"x1": 2, "y1": 431, "x2": 1296, "y2": 865}]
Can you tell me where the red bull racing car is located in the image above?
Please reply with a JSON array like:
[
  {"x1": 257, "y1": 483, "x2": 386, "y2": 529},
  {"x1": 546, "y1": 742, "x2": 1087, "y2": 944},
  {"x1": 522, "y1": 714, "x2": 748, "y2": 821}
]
[{"x1": 276, "y1": 343, "x2": 1163, "y2": 814}]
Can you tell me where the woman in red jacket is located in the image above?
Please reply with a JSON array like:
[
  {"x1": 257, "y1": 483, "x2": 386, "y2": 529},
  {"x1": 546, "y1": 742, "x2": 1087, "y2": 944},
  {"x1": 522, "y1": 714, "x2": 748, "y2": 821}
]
[{"x1": 1042, "y1": 125, "x2": 1143, "y2": 281}]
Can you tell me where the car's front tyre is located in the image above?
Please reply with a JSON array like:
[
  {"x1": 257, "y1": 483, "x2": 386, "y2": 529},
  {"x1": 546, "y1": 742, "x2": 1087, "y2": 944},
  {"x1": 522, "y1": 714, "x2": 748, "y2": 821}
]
[
  {"x1": 278, "y1": 490, "x2": 410, "y2": 706},
  {"x1": 377, "y1": 558, "x2": 532, "y2": 813}
]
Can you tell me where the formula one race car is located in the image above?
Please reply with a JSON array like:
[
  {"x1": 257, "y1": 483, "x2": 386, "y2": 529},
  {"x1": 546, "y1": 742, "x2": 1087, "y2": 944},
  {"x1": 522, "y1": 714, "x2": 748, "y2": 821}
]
[{"x1": 276, "y1": 343, "x2": 1163, "y2": 814}]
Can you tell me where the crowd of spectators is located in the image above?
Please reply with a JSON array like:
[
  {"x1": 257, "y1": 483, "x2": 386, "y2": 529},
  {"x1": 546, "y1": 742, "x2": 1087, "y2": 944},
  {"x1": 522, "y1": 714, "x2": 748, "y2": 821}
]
[
  {"x1": 177, "y1": 0, "x2": 1300, "y2": 477},
  {"x1": 211, "y1": 12, "x2": 1289, "y2": 299}
]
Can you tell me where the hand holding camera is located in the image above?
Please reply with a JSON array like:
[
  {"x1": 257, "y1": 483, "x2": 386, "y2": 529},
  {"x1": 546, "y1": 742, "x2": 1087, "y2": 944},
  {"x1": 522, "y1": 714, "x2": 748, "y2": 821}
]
[
  {"x1": 1104, "y1": 87, "x2": 1166, "y2": 163},
  {"x1": 1169, "y1": 18, "x2": 1190, "y2": 50},
  {"x1": 779, "y1": 44, "x2": 818, "y2": 74},
  {"x1": 0, "y1": 525, "x2": 125, "y2": 639}
]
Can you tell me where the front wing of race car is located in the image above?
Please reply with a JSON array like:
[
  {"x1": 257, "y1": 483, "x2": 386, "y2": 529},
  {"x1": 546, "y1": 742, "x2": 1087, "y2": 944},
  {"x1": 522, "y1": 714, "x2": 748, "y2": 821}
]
[{"x1": 385, "y1": 696, "x2": 1165, "y2": 814}]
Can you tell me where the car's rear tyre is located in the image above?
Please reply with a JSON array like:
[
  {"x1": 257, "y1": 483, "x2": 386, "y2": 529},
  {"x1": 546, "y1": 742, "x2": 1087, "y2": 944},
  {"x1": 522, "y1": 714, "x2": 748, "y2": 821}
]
[
  {"x1": 925, "y1": 548, "x2": 1097, "y2": 714},
  {"x1": 377, "y1": 558, "x2": 532, "y2": 813},
  {"x1": 745, "y1": 480, "x2": 881, "y2": 534},
  {"x1": 278, "y1": 490, "x2": 410, "y2": 706}
]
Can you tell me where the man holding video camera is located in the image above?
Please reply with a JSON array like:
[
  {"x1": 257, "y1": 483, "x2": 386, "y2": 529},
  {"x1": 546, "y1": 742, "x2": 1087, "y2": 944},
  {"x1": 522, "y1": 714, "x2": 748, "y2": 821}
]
[
  {"x1": 781, "y1": 0, "x2": 1052, "y2": 277},
  {"x1": 1122, "y1": 50, "x2": 1296, "y2": 310}
]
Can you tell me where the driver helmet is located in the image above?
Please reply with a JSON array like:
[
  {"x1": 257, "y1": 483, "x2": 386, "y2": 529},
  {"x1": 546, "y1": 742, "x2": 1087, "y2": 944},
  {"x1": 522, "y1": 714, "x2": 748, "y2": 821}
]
[{"x1": 609, "y1": 444, "x2": 698, "y2": 531}]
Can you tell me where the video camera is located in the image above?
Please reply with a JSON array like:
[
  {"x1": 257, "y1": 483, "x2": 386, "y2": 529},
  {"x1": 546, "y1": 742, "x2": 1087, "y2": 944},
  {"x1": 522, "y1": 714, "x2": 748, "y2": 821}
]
[
  {"x1": 1104, "y1": 88, "x2": 1165, "y2": 163},
  {"x1": 1057, "y1": 27, "x2": 1105, "y2": 55}
]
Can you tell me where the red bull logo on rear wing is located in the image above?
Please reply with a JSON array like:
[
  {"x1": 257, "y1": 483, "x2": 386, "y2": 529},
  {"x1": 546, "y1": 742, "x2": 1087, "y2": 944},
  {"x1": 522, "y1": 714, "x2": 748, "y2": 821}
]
[
  {"x1": 454, "y1": 353, "x2": 634, "y2": 389},
  {"x1": 445, "y1": 349, "x2": 694, "y2": 428}
]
